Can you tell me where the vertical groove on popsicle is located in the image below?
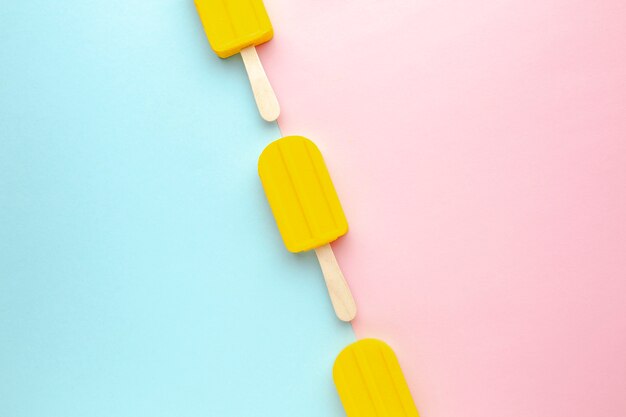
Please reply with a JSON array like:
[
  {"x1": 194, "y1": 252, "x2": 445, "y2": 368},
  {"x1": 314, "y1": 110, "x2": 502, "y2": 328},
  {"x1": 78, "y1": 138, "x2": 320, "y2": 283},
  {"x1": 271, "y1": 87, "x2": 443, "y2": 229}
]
[
  {"x1": 220, "y1": 0, "x2": 237, "y2": 38},
  {"x1": 276, "y1": 140, "x2": 314, "y2": 240},
  {"x1": 247, "y1": 0, "x2": 261, "y2": 28},
  {"x1": 304, "y1": 140, "x2": 338, "y2": 229},
  {"x1": 333, "y1": 340, "x2": 420, "y2": 417},
  {"x1": 354, "y1": 347, "x2": 389, "y2": 417},
  {"x1": 283, "y1": 139, "x2": 319, "y2": 238},
  {"x1": 379, "y1": 345, "x2": 411, "y2": 416},
  {"x1": 347, "y1": 354, "x2": 374, "y2": 416}
]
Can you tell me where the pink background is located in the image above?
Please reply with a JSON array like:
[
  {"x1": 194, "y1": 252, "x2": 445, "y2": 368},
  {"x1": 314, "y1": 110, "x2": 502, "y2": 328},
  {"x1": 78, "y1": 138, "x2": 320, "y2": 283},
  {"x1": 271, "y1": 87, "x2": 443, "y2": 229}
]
[{"x1": 261, "y1": 1, "x2": 626, "y2": 416}]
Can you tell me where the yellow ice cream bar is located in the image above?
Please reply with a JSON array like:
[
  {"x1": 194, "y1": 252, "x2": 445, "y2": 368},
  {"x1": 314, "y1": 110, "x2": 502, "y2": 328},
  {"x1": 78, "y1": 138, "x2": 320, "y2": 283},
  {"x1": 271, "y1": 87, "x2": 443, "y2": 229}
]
[
  {"x1": 333, "y1": 339, "x2": 420, "y2": 417},
  {"x1": 194, "y1": 0, "x2": 273, "y2": 58},
  {"x1": 258, "y1": 136, "x2": 348, "y2": 253}
]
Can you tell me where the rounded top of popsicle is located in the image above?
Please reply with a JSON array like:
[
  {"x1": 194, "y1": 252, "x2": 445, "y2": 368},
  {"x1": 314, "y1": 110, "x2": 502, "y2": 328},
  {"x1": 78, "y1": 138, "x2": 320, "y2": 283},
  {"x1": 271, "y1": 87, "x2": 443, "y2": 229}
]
[
  {"x1": 333, "y1": 339, "x2": 420, "y2": 417},
  {"x1": 333, "y1": 339, "x2": 396, "y2": 375}
]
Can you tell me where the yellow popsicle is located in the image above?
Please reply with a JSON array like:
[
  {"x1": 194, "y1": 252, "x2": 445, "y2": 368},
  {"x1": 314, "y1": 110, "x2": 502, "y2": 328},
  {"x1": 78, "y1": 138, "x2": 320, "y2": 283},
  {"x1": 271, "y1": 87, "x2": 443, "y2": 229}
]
[
  {"x1": 194, "y1": 0, "x2": 280, "y2": 121},
  {"x1": 258, "y1": 136, "x2": 356, "y2": 322},
  {"x1": 333, "y1": 339, "x2": 420, "y2": 417},
  {"x1": 194, "y1": 0, "x2": 273, "y2": 59},
  {"x1": 258, "y1": 136, "x2": 348, "y2": 253}
]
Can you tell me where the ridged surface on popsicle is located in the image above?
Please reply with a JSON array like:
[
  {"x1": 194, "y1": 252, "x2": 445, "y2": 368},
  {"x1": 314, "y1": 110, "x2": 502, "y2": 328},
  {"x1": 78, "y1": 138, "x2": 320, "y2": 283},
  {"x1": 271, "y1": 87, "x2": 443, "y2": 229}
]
[
  {"x1": 258, "y1": 136, "x2": 348, "y2": 253},
  {"x1": 333, "y1": 339, "x2": 420, "y2": 417},
  {"x1": 195, "y1": 0, "x2": 273, "y2": 58}
]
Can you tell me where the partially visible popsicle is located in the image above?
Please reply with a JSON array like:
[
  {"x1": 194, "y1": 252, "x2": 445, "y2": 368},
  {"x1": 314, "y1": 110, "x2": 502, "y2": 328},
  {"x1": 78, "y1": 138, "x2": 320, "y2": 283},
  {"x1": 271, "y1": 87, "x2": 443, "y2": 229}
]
[
  {"x1": 258, "y1": 136, "x2": 357, "y2": 322},
  {"x1": 333, "y1": 339, "x2": 420, "y2": 417},
  {"x1": 194, "y1": 0, "x2": 280, "y2": 121}
]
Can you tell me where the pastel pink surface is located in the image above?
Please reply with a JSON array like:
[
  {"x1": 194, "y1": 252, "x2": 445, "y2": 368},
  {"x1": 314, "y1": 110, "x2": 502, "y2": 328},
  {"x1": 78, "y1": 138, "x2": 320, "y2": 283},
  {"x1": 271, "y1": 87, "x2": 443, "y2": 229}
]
[{"x1": 261, "y1": 1, "x2": 626, "y2": 416}]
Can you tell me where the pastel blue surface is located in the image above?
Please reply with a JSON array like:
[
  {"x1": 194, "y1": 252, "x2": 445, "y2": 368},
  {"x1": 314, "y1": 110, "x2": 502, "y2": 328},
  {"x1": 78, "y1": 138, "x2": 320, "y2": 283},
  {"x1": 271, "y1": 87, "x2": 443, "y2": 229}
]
[{"x1": 0, "y1": 1, "x2": 354, "y2": 416}]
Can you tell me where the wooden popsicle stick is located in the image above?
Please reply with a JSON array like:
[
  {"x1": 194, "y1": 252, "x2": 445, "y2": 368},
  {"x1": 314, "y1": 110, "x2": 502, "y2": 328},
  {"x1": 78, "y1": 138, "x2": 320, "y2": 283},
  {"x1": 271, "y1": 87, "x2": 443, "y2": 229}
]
[
  {"x1": 314, "y1": 243, "x2": 357, "y2": 322},
  {"x1": 240, "y1": 45, "x2": 280, "y2": 122}
]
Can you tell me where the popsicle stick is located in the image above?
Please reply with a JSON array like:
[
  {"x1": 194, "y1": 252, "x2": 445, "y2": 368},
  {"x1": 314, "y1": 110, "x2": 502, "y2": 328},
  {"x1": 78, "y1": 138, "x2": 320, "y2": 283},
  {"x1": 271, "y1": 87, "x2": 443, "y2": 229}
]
[
  {"x1": 314, "y1": 243, "x2": 357, "y2": 322},
  {"x1": 240, "y1": 45, "x2": 280, "y2": 122}
]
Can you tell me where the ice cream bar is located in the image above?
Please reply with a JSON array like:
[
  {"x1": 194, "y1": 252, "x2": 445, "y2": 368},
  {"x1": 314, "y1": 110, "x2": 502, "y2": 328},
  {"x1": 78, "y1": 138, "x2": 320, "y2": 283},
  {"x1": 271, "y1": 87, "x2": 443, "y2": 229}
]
[
  {"x1": 333, "y1": 339, "x2": 420, "y2": 417},
  {"x1": 258, "y1": 136, "x2": 347, "y2": 252},
  {"x1": 258, "y1": 136, "x2": 356, "y2": 321},
  {"x1": 194, "y1": 0, "x2": 279, "y2": 121}
]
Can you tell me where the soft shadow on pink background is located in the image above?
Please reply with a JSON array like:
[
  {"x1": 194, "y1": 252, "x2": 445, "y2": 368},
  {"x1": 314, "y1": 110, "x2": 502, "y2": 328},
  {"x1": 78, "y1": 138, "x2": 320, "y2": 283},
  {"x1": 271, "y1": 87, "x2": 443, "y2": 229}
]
[{"x1": 261, "y1": 1, "x2": 626, "y2": 416}]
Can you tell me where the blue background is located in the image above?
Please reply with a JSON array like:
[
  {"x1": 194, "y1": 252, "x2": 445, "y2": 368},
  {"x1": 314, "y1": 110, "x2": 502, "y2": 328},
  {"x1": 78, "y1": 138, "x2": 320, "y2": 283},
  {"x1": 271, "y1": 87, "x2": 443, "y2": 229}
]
[{"x1": 0, "y1": 1, "x2": 354, "y2": 415}]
